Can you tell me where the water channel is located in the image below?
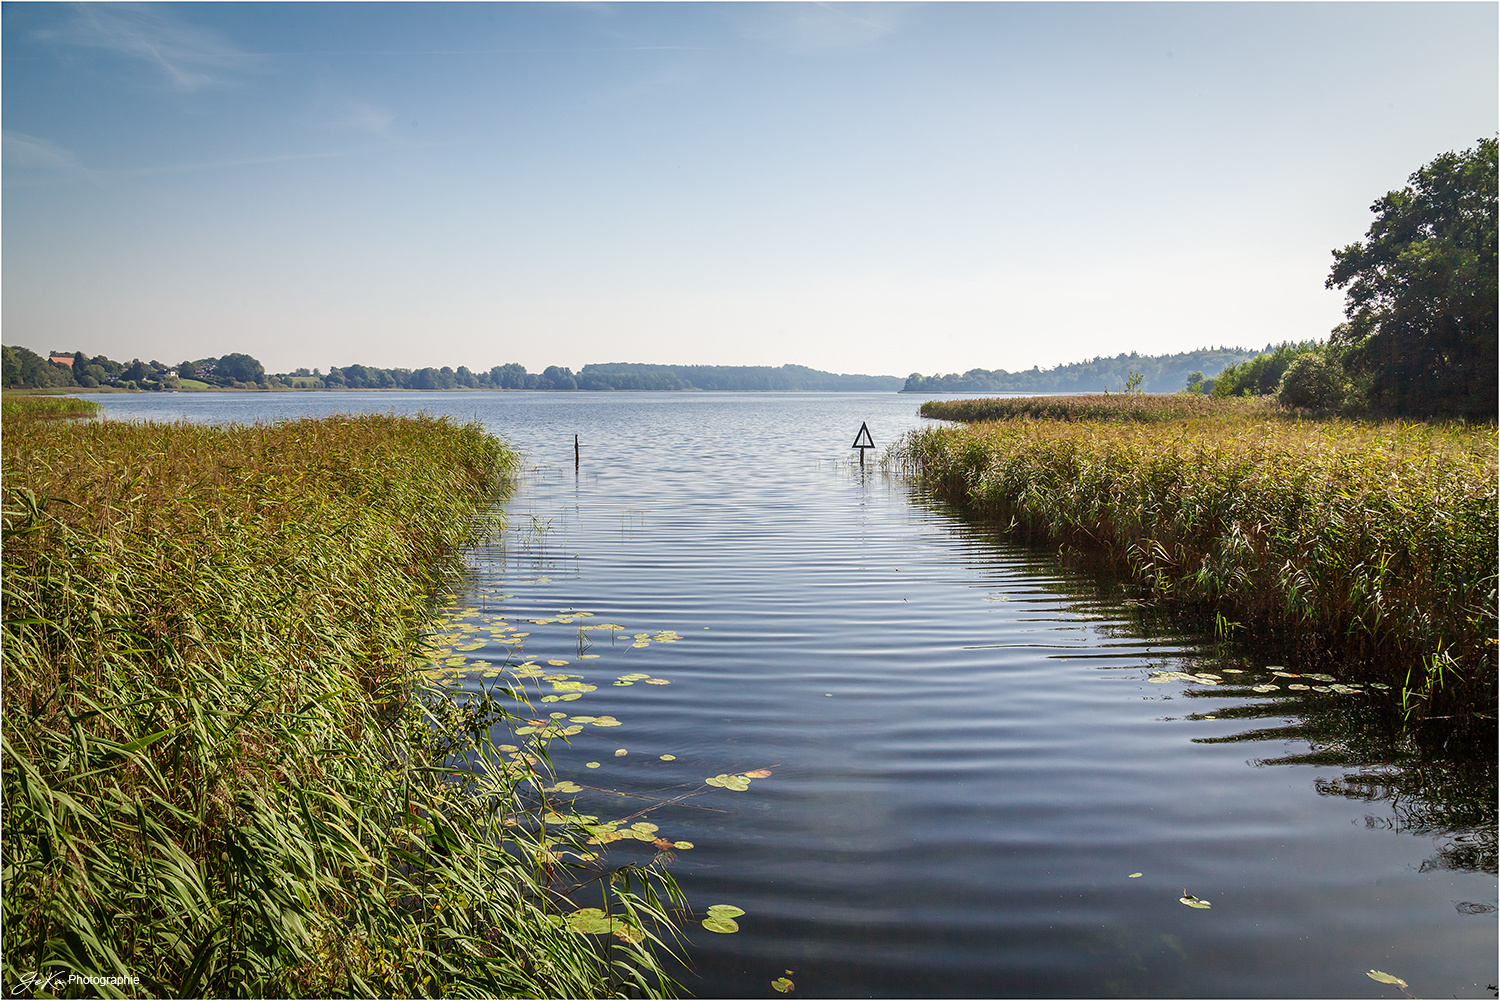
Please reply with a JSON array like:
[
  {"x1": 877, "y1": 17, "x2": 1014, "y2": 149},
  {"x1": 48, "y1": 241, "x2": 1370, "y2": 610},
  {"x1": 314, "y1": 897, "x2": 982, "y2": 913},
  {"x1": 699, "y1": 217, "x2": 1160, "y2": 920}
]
[{"x1": 94, "y1": 390, "x2": 1496, "y2": 998}]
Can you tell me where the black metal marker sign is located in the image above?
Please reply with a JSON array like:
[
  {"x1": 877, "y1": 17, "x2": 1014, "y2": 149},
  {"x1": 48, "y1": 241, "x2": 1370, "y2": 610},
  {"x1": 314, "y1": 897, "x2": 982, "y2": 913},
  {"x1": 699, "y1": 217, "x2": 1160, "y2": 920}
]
[{"x1": 852, "y1": 421, "x2": 874, "y2": 464}]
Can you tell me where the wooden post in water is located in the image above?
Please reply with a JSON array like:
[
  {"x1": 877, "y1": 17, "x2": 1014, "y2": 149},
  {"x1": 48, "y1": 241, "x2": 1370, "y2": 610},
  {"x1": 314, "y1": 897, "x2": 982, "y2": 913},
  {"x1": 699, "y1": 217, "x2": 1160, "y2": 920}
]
[{"x1": 574, "y1": 434, "x2": 580, "y2": 471}]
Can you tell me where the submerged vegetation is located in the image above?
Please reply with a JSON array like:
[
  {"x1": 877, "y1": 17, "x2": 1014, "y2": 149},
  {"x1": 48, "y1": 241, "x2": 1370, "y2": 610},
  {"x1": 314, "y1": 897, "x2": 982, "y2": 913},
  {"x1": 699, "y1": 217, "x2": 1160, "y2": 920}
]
[
  {"x1": 1, "y1": 410, "x2": 680, "y2": 996},
  {"x1": 897, "y1": 397, "x2": 1497, "y2": 734}
]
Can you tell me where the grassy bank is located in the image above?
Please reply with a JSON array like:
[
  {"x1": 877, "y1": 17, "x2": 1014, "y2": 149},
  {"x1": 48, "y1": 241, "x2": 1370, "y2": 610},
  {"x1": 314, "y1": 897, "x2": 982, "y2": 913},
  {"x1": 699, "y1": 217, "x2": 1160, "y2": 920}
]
[
  {"x1": 2, "y1": 410, "x2": 678, "y2": 997},
  {"x1": 898, "y1": 398, "x2": 1497, "y2": 731}
]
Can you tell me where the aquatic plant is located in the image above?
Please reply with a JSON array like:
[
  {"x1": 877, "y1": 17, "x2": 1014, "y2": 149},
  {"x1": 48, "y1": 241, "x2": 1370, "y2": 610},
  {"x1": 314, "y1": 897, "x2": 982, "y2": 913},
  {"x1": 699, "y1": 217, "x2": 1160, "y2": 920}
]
[
  {"x1": 893, "y1": 412, "x2": 1497, "y2": 729},
  {"x1": 1, "y1": 412, "x2": 680, "y2": 996},
  {"x1": 0, "y1": 395, "x2": 100, "y2": 421},
  {"x1": 919, "y1": 393, "x2": 1276, "y2": 425}
]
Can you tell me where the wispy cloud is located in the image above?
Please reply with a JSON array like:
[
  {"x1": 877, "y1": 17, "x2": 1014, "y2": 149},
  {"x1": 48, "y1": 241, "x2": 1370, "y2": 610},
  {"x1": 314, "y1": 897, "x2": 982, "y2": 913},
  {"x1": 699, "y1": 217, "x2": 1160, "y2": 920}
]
[
  {"x1": 324, "y1": 102, "x2": 396, "y2": 136},
  {"x1": 2, "y1": 131, "x2": 96, "y2": 179},
  {"x1": 729, "y1": 3, "x2": 909, "y2": 52},
  {"x1": 36, "y1": 4, "x2": 264, "y2": 91}
]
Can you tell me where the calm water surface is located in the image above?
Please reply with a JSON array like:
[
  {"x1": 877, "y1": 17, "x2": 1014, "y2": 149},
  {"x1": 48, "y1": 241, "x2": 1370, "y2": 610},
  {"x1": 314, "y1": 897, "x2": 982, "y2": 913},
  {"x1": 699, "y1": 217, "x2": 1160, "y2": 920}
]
[{"x1": 97, "y1": 391, "x2": 1496, "y2": 998}]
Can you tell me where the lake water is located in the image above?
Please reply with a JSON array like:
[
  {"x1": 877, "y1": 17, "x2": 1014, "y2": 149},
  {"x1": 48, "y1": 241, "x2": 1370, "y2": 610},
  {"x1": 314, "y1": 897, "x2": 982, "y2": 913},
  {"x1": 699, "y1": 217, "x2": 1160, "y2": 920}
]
[{"x1": 94, "y1": 391, "x2": 1495, "y2": 998}]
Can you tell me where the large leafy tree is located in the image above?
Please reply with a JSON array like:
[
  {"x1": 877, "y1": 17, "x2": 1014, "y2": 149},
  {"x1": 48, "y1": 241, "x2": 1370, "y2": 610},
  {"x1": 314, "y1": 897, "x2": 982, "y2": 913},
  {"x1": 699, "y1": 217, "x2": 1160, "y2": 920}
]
[{"x1": 1327, "y1": 137, "x2": 1497, "y2": 419}]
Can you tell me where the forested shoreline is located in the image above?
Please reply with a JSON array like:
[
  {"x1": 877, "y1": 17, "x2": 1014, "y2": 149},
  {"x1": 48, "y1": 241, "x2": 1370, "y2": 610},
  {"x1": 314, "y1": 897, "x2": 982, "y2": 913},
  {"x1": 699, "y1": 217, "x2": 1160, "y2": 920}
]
[{"x1": 0, "y1": 349, "x2": 903, "y2": 393}]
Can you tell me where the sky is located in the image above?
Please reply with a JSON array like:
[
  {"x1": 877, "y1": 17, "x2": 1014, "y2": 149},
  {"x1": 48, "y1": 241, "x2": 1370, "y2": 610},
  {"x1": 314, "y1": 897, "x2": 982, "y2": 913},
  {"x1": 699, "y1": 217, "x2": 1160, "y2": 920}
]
[{"x1": 3, "y1": 3, "x2": 1496, "y2": 378}]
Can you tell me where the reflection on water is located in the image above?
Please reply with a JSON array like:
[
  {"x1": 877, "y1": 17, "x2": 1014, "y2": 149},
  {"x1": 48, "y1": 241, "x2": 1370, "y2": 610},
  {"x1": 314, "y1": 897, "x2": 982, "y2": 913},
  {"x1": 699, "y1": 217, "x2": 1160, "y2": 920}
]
[
  {"x1": 89, "y1": 391, "x2": 1497, "y2": 998},
  {"x1": 933, "y1": 496, "x2": 1498, "y2": 882}
]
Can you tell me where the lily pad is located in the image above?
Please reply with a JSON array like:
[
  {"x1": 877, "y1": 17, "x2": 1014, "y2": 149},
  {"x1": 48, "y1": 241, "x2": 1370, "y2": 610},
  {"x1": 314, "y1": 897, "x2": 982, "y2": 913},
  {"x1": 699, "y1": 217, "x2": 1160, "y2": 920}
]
[
  {"x1": 659, "y1": 754, "x2": 676, "y2": 761},
  {"x1": 673, "y1": 840, "x2": 694, "y2": 849},
  {"x1": 744, "y1": 768, "x2": 773, "y2": 778},
  {"x1": 644, "y1": 678, "x2": 672, "y2": 685},
  {"x1": 702, "y1": 915, "x2": 739, "y2": 933},
  {"x1": 772, "y1": 977, "x2": 794, "y2": 993},
  {"x1": 586, "y1": 761, "x2": 601, "y2": 769},
  {"x1": 706, "y1": 904, "x2": 746, "y2": 918},
  {"x1": 1366, "y1": 970, "x2": 1407, "y2": 987},
  {"x1": 1127, "y1": 872, "x2": 1143, "y2": 878},
  {"x1": 615, "y1": 748, "x2": 628, "y2": 756},
  {"x1": 1179, "y1": 891, "x2": 1211, "y2": 909}
]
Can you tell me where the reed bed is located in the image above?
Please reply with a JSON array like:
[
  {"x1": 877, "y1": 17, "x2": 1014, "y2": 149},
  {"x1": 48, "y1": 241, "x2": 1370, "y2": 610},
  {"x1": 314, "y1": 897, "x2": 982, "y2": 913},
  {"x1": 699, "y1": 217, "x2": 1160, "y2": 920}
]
[
  {"x1": 919, "y1": 393, "x2": 1276, "y2": 424},
  {"x1": 1, "y1": 396, "x2": 101, "y2": 421},
  {"x1": 894, "y1": 410, "x2": 1497, "y2": 728},
  {"x1": 2, "y1": 411, "x2": 678, "y2": 997}
]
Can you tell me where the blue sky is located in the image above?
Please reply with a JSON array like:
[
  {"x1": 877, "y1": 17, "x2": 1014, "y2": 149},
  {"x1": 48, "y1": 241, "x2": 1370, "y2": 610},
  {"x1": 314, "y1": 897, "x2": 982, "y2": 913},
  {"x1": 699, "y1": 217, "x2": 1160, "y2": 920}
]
[{"x1": 3, "y1": 3, "x2": 1495, "y2": 377}]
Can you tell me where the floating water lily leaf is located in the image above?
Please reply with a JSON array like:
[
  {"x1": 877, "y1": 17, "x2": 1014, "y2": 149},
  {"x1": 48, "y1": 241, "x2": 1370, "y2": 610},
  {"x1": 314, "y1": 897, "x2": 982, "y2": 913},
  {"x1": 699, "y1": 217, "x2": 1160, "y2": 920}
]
[
  {"x1": 565, "y1": 908, "x2": 612, "y2": 935},
  {"x1": 660, "y1": 754, "x2": 676, "y2": 761},
  {"x1": 772, "y1": 977, "x2": 794, "y2": 993},
  {"x1": 1302, "y1": 672, "x2": 1336, "y2": 683},
  {"x1": 570, "y1": 715, "x2": 599, "y2": 724},
  {"x1": 644, "y1": 678, "x2": 671, "y2": 685},
  {"x1": 1287, "y1": 683, "x2": 1309, "y2": 691},
  {"x1": 706, "y1": 904, "x2": 746, "y2": 918},
  {"x1": 1179, "y1": 891, "x2": 1211, "y2": 909},
  {"x1": 706, "y1": 773, "x2": 752, "y2": 790},
  {"x1": 1221, "y1": 668, "x2": 1245, "y2": 674},
  {"x1": 1312, "y1": 685, "x2": 1331, "y2": 693},
  {"x1": 1128, "y1": 872, "x2": 1143, "y2": 878},
  {"x1": 614, "y1": 681, "x2": 635, "y2": 686},
  {"x1": 581, "y1": 653, "x2": 600, "y2": 659},
  {"x1": 559, "y1": 693, "x2": 583, "y2": 701},
  {"x1": 1366, "y1": 971, "x2": 1407, "y2": 987},
  {"x1": 549, "y1": 712, "x2": 567, "y2": 719},
  {"x1": 592, "y1": 716, "x2": 622, "y2": 727},
  {"x1": 673, "y1": 841, "x2": 694, "y2": 850},
  {"x1": 615, "y1": 748, "x2": 628, "y2": 756},
  {"x1": 619, "y1": 673, "x2": 652, "y2": 682},
  {"x1": 744, "y1": 768, "x2": 773, "y2": 778},
  {"x1": 550, "y1": 781, "x2": 582, "y2": 794},
  {"x1": 498, "y1": 744, "x2": 518, "y2": 753},
  {"x1": 1252, "y1": 684, "x2": 1280, "y2": 693},
  {"x1": 548, "y1": 659, "x2": 570, "y2": 666},
  {"x1": 702, "y1": 915, "x2": 739, "y2": 934},
  {"x1": 1370, "y1": 682, "x2": 1390, "y2": 690},
  {"x1": 631, "y1": 821, "x2": 659, "y2": 833},
  {"x1": 1271, "y1": 670, "x2": 1300, "y2": 679},
  {"x1": 586, "y1": 761, "x2": 601, "y2": 769},
  {"x1": 1330, "y1": 684, "x2": 1361, "y2": 695}
]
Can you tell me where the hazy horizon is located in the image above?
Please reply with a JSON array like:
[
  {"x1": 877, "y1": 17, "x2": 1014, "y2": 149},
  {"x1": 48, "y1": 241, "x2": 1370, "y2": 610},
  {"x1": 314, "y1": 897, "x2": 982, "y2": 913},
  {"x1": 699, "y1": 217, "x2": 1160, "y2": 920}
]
[{"x1": 4, "y1": 3, "x2": 1496, "y2": 376}]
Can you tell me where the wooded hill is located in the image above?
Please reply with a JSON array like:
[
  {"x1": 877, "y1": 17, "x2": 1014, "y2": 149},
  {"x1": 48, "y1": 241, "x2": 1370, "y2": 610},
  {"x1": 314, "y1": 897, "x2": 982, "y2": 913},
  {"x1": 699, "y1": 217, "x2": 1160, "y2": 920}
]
[{"x1": 902, "y1": 346, "x2": 1271, "y2": 394}]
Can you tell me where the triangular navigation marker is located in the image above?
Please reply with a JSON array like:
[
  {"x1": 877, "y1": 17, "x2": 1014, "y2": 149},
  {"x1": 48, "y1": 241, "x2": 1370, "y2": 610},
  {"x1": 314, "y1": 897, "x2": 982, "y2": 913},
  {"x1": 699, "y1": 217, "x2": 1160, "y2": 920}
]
[{"x1": 851, "y1": 422, "x2": 875, "y2": 450}]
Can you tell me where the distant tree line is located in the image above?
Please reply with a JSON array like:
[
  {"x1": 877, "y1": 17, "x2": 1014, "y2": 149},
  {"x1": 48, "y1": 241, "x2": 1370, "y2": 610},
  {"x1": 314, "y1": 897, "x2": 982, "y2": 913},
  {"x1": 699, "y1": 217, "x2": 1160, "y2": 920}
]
[
  {"x1": 2, "y1": 350, "x2": 903, "y2": 392},
  {"x1": 903, "y1": 346, "x2": 1266, "y2": 395}
]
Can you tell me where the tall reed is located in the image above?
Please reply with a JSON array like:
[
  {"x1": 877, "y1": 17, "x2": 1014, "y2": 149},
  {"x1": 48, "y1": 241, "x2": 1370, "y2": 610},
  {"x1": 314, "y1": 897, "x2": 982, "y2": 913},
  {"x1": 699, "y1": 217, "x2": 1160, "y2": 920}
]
[
  {"x1": 894, "y1": 409, "x2": 1497, "y2": 729},
  {"x1": 0, "y1": 396, "x2": 100, "y2": 421},
  {"x1": 2, "y1": 412, "x2": 679, "y2": 997},
  {"x1": 919, "y1": 393, "x2": 1274, "y2": 425}
]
